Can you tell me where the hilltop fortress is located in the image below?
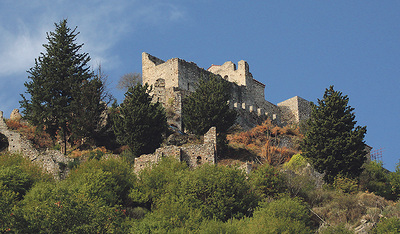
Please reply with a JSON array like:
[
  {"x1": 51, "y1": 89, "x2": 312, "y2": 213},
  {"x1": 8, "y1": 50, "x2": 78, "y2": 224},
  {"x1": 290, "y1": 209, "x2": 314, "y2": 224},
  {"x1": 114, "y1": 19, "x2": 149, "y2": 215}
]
[{"x1": 142, "y1": 52, "x2": 311, "y2": 130}]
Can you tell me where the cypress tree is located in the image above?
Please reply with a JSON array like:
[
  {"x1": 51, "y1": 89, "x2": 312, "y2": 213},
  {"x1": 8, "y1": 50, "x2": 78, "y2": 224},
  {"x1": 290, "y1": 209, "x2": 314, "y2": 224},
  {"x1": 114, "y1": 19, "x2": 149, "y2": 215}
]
[
  {"x1": 300, "y1": 86, "x2": 367, "y2": 183},
  {"x1": 111, "y1": 83, "x2": 167, "y2": 158},
  {"x1": 20, "y1": 19, "x2": 105, "y2": 153},
  {"x1": 182, "y1": 75, "x2": 237, "y2": 136}
]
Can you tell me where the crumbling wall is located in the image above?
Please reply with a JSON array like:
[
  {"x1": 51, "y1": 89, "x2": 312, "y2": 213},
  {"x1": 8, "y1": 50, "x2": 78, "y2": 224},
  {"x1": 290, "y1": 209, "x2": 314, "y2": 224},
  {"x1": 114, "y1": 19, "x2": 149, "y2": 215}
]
[
  {"x1": 0, "y1": 110, "x2": 72, "y2": 179},
  {"x1": 134, "y1": 127, "x2": 216, "y2": 173}
]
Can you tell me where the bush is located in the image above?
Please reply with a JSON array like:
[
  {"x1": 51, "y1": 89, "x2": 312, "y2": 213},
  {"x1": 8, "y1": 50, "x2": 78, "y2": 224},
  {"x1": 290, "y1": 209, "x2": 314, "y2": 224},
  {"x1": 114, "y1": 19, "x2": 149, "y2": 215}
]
[
  {"x1": 15, "y1": 182, "x2": 128, "y2": 233},
  {"x1": 129, "y1": 156, "x2": 188, "y2": 207},
  {"x1": 0, "y1": 152, "x2": 52, "y2": 183},
  {"x1": 389, "y1": 160, "x2": 400, "y2": 200},
  {"x1": 333, "y1": 174, "x2": 359, "y2": 194},
  {"x1": 174, "y1": 164, "x2": 258, "y2": 221},
  {"x1": 360, "y1": 161, "x2": 394, "y2": 200},
  {"x1": 0, "y1": 182, "x2": 18, "y2": 232},
  {"x1": 312, "y1": 193, "x2": 365, "y2": 226},
  {"x1": 242, "y1": 196, "x2": 313, "y2": 233},
  {"x1": 249, "y1": 163, "x2": 286, "y2": 198},
  {"x1": 197, "y1": 219, "x2": 239, "y2": 234},
  {"x1": 285, "y1": 153, "x2": 308, "y2": 172},
  {"x1": 66, "y1": 158, "x2": 136, "y2": 206},
  {"x1": 0, "y1": 166, "x2": 33, "y2": 200},
  {"x1": 374, "y1": 217, "x2": 400, "y2": 233},
  {"x1": 132, "y1": 161, "x2": 258, "y2": 232}
]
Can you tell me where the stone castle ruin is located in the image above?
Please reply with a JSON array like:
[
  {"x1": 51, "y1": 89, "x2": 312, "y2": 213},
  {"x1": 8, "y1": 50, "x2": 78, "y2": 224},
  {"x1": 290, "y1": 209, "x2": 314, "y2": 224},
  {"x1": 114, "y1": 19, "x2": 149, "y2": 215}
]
[
  {"x1": 0, "y1": 53, "x2": 313, "y2": 176},
  {"x1": 142, "y1": 52, "x2": 311, "y2": 130}
]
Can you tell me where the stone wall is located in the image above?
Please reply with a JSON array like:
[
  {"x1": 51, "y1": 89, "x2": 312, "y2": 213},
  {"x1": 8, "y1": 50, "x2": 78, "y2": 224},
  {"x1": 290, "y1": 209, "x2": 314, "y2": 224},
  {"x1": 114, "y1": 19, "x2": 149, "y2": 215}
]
[
  {"x1": 277, "y1": 96, "x2": 311, "y2": 124},
  {"x1": 0, "y1": 110, "x2": 72, "y2": 179},
  {"x1": 142, "y1": 52, "x2": 311, "y2": 129},
  {"x1": 134, "y1": 127, "x2": 216, "y2": 173}
]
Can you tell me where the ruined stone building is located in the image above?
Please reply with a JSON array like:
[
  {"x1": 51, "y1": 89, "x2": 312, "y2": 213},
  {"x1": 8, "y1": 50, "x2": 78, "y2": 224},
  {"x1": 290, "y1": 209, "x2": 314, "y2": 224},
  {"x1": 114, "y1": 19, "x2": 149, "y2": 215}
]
[
  {"x1": 134, "y1": 127, "x2": 217, "y2": 173},
  {"x1": 142, "y1": 52, "x2": 311, "y2": 130}
]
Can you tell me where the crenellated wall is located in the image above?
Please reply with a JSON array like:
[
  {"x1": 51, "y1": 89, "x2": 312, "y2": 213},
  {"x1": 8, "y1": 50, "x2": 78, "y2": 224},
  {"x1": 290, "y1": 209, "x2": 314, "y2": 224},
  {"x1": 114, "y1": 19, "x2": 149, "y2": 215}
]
[{"x1": 142, "y1": 52, "x2": 311, "y2": 129}]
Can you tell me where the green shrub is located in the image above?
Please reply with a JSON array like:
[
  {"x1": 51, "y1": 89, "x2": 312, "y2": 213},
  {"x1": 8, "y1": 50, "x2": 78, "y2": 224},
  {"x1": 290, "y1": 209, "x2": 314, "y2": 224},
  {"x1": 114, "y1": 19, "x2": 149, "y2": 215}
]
[
  {"x1": 129, "y1": 156, "x2": 188, "y2": 206},
  {"x1": 374, "y1": 217, "x2": 400, "y2": 234},
  {"x1": 66, "y1": 158, "x2": 136, "y2": 206},
  {"x1": 285, "y1": 153, "x2": 308, "y2": 172},
  {"x1": 389, "y1": 160, "x2": 400, "y2": 200},
  {"x1": 242, "y1": 196, "x2": 313, "y2": 233},
  {"x1": 0, "y1": 182, "x2": 18, "y2": 232},
  {"x1": 67, "y1": 158, "x2": 80, "y2": 170},
  {"x1": 312, "y1": 193, "x2": 365, "y2": 226},
  {"x1": 0, "y1": 165, "x2": 33, "y2": 199},
  {"x1": 15, "y1": 183, "x2": 128, "y2": 233},
  {"x1": 88, "y1": 149, "x2": 104, "y2": 160},
  {"x1": 175, "y1": 164, "x2": 258, "y2": 221},
  {"x1": 0, "y1": 152, "x2": 52, "y2": 183},
  {"x1": 249, "y1": 163, "x2": 286, "y2": 199},
  {"x1": 197, "y1": 219, "x2": 239, "y2": 234},
  {"x1": 333, "y1": 174, "x2": 359, "y2": 194},
  {"x1": 360, "y1": 161, "x2": 394, "y2": 200}
]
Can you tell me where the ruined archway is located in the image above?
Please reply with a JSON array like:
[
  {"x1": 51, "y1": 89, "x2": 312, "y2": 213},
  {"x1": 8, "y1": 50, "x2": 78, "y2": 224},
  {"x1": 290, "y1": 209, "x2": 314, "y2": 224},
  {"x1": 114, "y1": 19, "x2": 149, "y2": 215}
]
[{"x1": 0, "y1": 132, "x2": 9, "y2": 152}]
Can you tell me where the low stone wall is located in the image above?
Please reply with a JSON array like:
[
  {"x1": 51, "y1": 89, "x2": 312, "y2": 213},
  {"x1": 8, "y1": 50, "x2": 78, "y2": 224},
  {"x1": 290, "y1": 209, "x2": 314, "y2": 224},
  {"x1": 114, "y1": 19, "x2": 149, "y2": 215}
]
[
  {"x1": 134, "y1": 127, "x2": 216, "y2": 173},
  {"x1": 0, "y1": 111, "x2": 72, "y2": 179}
]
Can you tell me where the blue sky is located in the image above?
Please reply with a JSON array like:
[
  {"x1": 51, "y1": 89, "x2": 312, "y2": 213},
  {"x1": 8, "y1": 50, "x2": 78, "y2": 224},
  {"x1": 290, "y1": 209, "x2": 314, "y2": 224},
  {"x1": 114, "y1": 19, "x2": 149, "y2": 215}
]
[{"x1": 1, "y1": 1, "x2": 399, "y2": 171}]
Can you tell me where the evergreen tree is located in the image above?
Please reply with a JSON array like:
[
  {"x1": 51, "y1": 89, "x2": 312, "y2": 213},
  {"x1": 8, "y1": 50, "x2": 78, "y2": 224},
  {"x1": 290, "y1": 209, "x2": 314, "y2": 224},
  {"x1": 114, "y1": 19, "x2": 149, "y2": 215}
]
[
  {"x1": 111, "y1": 83, "x2": 167, "y2": 158},
  {"x1": 300, "y1": 86, "x2": 367, "y2": 183},
  {"x1": 20, "y1": 19, "x2": 105, "y2": 153},
  {"x1": 182, "y1": 75, "x2": 237, "y2": 136}
]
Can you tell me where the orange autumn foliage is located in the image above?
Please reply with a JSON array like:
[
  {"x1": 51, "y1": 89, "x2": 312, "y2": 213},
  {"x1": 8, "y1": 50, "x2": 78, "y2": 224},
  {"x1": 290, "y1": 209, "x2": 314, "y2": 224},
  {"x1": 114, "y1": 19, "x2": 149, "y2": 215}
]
[
  {"x1": 5, "y1": 119, "x2": 53, "y2": 149},
  {"x1": 227, "y1": 119, "x2": 302, "y2": 166}
]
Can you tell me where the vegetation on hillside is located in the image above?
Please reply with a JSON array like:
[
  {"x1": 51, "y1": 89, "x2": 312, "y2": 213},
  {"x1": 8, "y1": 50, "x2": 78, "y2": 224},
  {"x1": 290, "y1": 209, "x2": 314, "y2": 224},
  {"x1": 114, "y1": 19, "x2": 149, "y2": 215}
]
[
  {"x1": 226, "y1": 119, "x2": 302, "y2": 165},
  {"x1": 1, "y1": 148, "x2": 400, "y2": 233},
  {"x1": 4, "y1": 18, "x2": 398, "y2": 232}
]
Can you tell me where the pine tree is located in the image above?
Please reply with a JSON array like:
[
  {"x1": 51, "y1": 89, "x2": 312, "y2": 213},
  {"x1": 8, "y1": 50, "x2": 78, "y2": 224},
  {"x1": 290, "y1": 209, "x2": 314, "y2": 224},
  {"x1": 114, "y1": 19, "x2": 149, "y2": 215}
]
[
  {"x1": 20, "y1": 19, "x2": 105, "y2": 153},
  {"x1": 111, "y1": 83, "x2": 167, "y2": 158},
  {"x1": 182, "y1": 75, "x2": 237, "y2": 136},
  {"x1": 300, "y1": 86, "x2": 367, "y2": 183}
]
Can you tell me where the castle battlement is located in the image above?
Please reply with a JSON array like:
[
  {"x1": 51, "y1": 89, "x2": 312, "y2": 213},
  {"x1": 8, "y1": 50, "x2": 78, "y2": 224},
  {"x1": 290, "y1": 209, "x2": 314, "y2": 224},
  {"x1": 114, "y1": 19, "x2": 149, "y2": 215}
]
[{"x1": 142, "y1": 52, "x2": 311, "y2": 130}]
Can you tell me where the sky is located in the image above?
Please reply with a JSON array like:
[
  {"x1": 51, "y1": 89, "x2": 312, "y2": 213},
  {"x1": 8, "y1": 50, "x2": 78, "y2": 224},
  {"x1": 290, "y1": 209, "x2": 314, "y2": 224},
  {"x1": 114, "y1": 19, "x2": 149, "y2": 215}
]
[{"x1": 0, "y1": 1, "x2": 399, "y2": 171}]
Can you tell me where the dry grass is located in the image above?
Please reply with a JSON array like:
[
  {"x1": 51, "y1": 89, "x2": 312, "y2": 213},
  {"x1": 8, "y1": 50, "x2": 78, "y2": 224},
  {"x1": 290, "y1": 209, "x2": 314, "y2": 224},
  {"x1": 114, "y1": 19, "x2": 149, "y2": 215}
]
[{"x1": 226, "y1": 119, "x2": 302, "y2": 166}]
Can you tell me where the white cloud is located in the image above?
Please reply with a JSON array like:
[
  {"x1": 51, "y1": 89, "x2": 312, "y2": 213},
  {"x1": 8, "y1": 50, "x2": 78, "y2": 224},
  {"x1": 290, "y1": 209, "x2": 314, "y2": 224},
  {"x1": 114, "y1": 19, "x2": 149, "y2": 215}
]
[{"x1": 0, "y1": 0, "x2": 186, "y2": 77}]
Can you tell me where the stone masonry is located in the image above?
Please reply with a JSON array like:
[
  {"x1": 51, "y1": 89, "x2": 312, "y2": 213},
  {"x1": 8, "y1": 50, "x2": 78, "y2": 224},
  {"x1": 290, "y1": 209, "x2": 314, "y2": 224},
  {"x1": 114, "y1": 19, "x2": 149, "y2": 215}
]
[
  {"x1": 142, "y1": 52, "x2": 311, "y2": 130},
  {"x1": 134, "y1": 127, "x2": 216, "y2": 173},
  {"x1": 0, "y1": 110, "x2": 72, "y2": 179}
]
